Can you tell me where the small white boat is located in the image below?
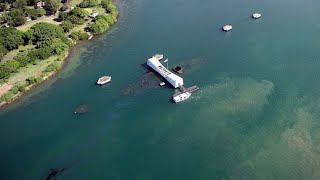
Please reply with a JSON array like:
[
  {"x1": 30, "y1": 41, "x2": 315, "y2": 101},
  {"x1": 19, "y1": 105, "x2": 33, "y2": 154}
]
[
  {"x1": 173, "y1": 92, "x2": 191, "y2": 103},
  {"x1": 252, "y1": 13, "x2": 261, "y2": 19},
  {"x1": 222, "y1": 25, "x2": 233, "y2": 31},
  {"x1": 97, "y1": 76, "x2": 111, "y2": 85},
  {"x1": 159, "y1": 82, "x2": 165, "y2": 86}
]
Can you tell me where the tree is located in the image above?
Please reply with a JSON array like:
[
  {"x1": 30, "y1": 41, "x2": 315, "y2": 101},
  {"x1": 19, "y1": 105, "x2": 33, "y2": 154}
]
[
  {"x1": 12, "y1": 0, "x2": 27, "y2": 9},
  {"x1": 50, "y1": 38, "x2": 68, "y2": 54},
  {"x1": 105, "y1": 3, "x2": 116, "y2": 14},
  {"x1": 23, "y1": 29, "x2": 35, "y2": 45},
  {"x1": 8, "y1": 8, "x2": 23, "y2": 17},
  {"x1": 44, "y1": 0, "x2": 60, "y2": 14},
  {"x1": 31, "y1": 22, "x2": 71, "y2": 46},
  {"x1": 0, "y1": 2, "x2": 9, "y2": 11},
  {"x1": 9, "y1": 16, "x2": 26, "y2": 27},
  {"x1": 60, "y1": 20, "x2": 74, "y2": 32},
  {"x1": 58, "y1": 11, "x2": 68, "y2": 21},
  {"x1": 70, "y1": 30, "x2": 88, "y2": 41},
  {"x1": 0, "y1": 44, "x2": 8, "y2": 58},
  {"x1": 100, "y1": 0, "x2": 111, "y2": 9},
  {"x1": 69, "y1": 7, "x2": 89, "y2": 18},
  {"x1": 89, "y1": 19, "x2": 109, "y2": 34},
  {"x1": 96, "y1": 14, "x2": 116, "y2": 25},
  {"x1": 15, "y1": 54, "x2": 32, "y2": 67},
  {"x1": 66, "y1": 15, "x2": 85, "y2": 25},
  {"x1": 0, "y1": 28, "x2": 24, "y2": 50},
  {"x1": 26, "y1": 8, "x2": 45, "y2": 20}
]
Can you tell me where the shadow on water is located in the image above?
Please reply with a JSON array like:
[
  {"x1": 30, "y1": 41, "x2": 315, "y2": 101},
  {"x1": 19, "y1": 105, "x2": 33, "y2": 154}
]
[
  {"x1": 74, "y1": 104, "x2": 90, "y2": 114},
  {"x1": 43, "y1": 168, "x2": 66, "y2": 180},
  {"x1": 120, "y1": 58, "x2": 207, "y2": 96}
]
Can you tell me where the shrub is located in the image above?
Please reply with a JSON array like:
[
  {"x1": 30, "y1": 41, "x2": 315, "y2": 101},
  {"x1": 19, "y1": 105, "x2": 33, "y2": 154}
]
[
  {"x1": 44, "y1": 61, "x2": 60, "y2": 72},
  {"x1": 10, "y1": 85, "x2": 20, "y2": 94},
  {"x1": 0, "y1": 91, "x2": 14, "y2": 103},
  {"x1": 35, "y1": 77, "x2": 42, "y2": 83},
  {"x1": 60, "y1": 21, "x2": 74, "y2": 32},
  {"x1": 18, "y1": 84, "x2": 26, "y2": 92},
  {"x1": 26, "y1": 76, "x2": 36, "y2": 85}
]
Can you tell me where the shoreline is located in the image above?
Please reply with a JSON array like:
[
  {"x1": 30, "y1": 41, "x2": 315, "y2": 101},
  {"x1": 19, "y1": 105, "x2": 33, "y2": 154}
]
[
  {"x1": 0, "y1": 41, "x2": 82, "y2": 110},
  {"x1": 0, "y1": 2, "x2": 119, "y2": 110}
]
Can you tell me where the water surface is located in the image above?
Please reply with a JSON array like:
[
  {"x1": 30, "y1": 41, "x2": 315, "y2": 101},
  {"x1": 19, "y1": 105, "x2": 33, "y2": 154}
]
[{"x1": 1, "y1": 0, "x2": 320, "y2": 179}]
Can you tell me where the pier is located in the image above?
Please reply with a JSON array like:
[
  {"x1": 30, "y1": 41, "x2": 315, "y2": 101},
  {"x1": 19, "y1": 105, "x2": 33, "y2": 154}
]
[
  {"x1": 175, "y1": 85, "x2": 199, "y2": 96},
  {"x1": 147, "y1": 54, "x2": 199, "y2": 102}
]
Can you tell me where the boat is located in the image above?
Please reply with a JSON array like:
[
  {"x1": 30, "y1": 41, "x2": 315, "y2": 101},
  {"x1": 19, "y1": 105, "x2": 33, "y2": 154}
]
[
  {"x1": 172, "y1": 92, "x2": 191, "y2": 103},
  {"x1": 97, "y1": 76, "x2": 111, "y2": 85},
  {"x1": 252, "y1": 13, "x2": 261, "y2": 19},
  {"x1": 222, "y1": 25, "x2": 233, "y2": 31},
  {"x1": 159, "y1": 82, "x2": 165, "y2": 86}
]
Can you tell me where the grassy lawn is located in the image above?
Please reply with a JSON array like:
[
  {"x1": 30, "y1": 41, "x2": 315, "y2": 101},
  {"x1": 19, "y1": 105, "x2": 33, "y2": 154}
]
[
  {"x1": 16, "y1": 15, "x2": 61, "y2": 32},
  {"x1": 84, "y1": 7, "x2": 105, "y2": 14},
  {"x1": 71, "y1": 0, "x2": 83, "y2": 7},
  {"x1": 7, "y1": 56, "x2": 58, "y2": 85},
  {"x1": 71, "y1": 22, "x2": 89, "y2": 32},
  {"x1": 1, "y1": 45, "x2": 35, "y2": 64}
]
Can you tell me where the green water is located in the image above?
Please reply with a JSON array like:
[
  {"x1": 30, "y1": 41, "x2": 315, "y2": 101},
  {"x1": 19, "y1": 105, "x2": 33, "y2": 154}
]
[{"x1": 2, "y1": 0, "x2": 320, "y2": 179}]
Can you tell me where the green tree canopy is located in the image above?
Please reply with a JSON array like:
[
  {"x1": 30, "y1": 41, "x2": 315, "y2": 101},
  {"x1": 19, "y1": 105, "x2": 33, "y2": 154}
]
[
  {"x1": 79, "y1": 0, "x2": 98, "y2": 8},
  {"x1": 26, "y1": 8, "x2": 46, "y2": 20},
  {"x1": 31, "y1": 22, "x2": 71, "y2": 46},
  {"x1": 66, "y1": 15, "x2": 85, "y2": 25},
  {"x1": 44, "y1": 0, "x2": 60, "y2": 14},
  {"x1": 60, "y1": 20, "x2": 74, "y2": 32},
  {"x1": 69, "y1": 7, "x2": 89, "y2": 18},
  {"x1": 12, "y1": 0, "x2": 27, "y2": 9},
  {"x1": 0, "y1": 27, "x2": 24, "y2": 50},
  {"x1": 100, "y1": 0, "x2": 112, "y2": 9}
]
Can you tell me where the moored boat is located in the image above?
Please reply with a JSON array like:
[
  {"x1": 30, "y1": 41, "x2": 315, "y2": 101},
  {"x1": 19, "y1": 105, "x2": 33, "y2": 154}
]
[
  {"x1": 222, "y1": 25, "x2": 233, "y2": 31},
  {"x1": 252, "y1": 13, "x2": 261, "y2": 19},
  {"x1": 172, "y1": 92, "x2": 191, "y2": 103},
  {"x1": 97, "y1": 76, "x2": 111, "y2": 85}
]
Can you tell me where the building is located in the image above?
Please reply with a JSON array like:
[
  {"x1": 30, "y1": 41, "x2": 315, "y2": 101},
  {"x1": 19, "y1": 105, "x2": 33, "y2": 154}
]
[
  {"x1": 89, "y1": 12, "x2": 99, "y2": 18},
  {"x1": 36, "y1": 1, "x2": 45, "y2": 8},
  {"x1": 147, "y1": 55, "x2": 184, "y2": 88}
]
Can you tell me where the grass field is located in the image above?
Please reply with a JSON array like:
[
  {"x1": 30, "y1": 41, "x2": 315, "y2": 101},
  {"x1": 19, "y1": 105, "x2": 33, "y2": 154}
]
[
  {"x1": 8, "y1": 56, "x2": 58, "y2": 85},
  {"x1": 16, "y1": 15, "x2": 61, "y2": 32},
  {"x1": 71, "y1": 0, "x2": 83, "y2": 7},
  {"x1": 0, "y1": 56, "x2": 58, "y2": 96},
  {"x1": 1, "y1": 45, "x2": 35, "y2": 64}
]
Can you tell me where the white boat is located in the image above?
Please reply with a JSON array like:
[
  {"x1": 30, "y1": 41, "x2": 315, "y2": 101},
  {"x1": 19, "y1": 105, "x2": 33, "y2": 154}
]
[
  {"x1": 252, "y1": 13, "x2": 261, "y2": 19},
  {"x1": 97, "y1": 76, "x2": 111, "y2": 85},
  {"x1": 222, "y1": 25, "x2": 233, "y2": 31},
  {"x1": 172, "y1": 92, "x2": 191, "y2": 103}
]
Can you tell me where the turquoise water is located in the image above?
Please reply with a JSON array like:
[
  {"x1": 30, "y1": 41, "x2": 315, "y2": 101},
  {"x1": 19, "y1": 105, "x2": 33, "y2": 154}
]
[{"x1": 2, "y1": 0, "x2": 320, "y2": 179}]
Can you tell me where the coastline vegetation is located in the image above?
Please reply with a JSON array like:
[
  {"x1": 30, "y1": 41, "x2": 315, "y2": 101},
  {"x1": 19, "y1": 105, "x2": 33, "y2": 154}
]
[{"x1": 0, "y1": 0, "x2": 118, "y2": 105}]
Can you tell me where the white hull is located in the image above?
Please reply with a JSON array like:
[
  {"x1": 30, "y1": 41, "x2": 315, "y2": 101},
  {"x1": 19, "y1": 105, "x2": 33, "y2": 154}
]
[
  {"x1": 97, "y1": 76, "x2": 111, "y2": 85},
  {"x1": 173, "y1": 92, "x2": 191, "y2": 103}
]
